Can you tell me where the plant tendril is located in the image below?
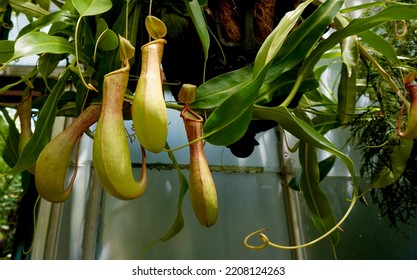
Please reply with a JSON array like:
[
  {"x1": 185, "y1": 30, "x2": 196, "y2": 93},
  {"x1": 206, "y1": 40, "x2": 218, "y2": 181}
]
[
  {"x1": 394, "y1": 20, "x2": 407, "y2": 39},
  {"x1": 74, "y1": 17, "x2": 98, "y2": 92},
  {"x1": 244, "y1": 192, "x2": 358, "y2": 251},
  {"x1": 23, "y1": 194, "x2": 41, "y2": 255}
]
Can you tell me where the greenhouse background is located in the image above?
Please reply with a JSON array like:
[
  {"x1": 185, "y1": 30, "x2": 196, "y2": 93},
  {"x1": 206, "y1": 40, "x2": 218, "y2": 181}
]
[{"x1": 1, "y1": 0, "x2": 417, "y2": 260}]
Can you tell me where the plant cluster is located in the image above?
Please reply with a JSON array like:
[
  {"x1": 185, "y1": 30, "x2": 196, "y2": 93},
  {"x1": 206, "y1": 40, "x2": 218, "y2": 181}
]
[
  {"x1": 0, "y1": 113, "x2": 22, "y2": 259},
  {"x1": 349, "y1": 2, "x2": 417, "y2": 233},
  {"x1": 0, "y1": 0, "x2": 417, "y2": 258}
]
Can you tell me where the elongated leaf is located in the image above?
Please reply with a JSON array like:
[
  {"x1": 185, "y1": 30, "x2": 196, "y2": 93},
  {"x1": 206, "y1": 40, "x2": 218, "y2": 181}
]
[
  {"x1": 159, "y1": 145, "x2": 189, "y2": 242},
  {"x1": 0, "y1": 40, "x2": 14, "y2": 64},
  {"x1": 196, "y1": 61, "x2": 319, "y2": 109},
  {"x1": 288, "y1": 154, "x2": 337, "y2": 191},
  {"x1": 319, "y1": 155, "x2": 337, "y2": 181},
  {"x1": 300, "y1": 3, "x2": 417, "y2": 77},
  {"x1": 77, "y1": 17, "x2": 96, "y2": 65},
  {"x1": 0, "y1": 67, "x2": 39, "y2": 94},
  {"x1": 37, "y1": 0, "x2": 51, "y2": 11},
  {"x1": 194, "y1": 64, "x2": 253, "y2": 109},
  {"x1": 202, "y1": 1, "x2": 327, "y2": 145},
  {"x1": 340, "y1": 1, "x2": 386, "y2": 14},
  {"x1": 17, "y1": 10, "x2": 75, "y2": 38},
  {"x1": 72, "y1": 0, "x2": 112, "y2": 16},
  {"x1": 253, "y1": 0, "x2": 315, "y2": 76},
  {"x1": 359, "y1": 30, "x2": 400, "y2": 64},
  {"x1": 96, "y1": 19, "x2": 119, "y2": 51},
  {"x1": 337, "y1": 63, "x2": 357, "y2": 124},
  {"x1": 139, "y1": 144, "x2": 189, "y2": 258},
  {"x1": 371, "y1": 139, "x2": 413, "y2": 189},
  {"x1": 253, "y1": 105, "x2": 356, "y2": 186},
  {"x1": 288, "y1": 171, "x2": 301, "y2": 191},
  {"x1": 203, "y1": 66, "x2": 269, "y2": 145},
  {"x1": 183, "y1": 0, "x2": 210, "y2": 78},
  {"x1": 256, "y1": 68, "x2": 319, "y2": 105},
  {"x1": 194, "y1": 0, "x2": 341, "y2": 111},
  {"x1": 205, "y1": 107, "x2": 254, "y2": 146},
  {"x1": 9, "y1": 0, "x2": 49, "y2": 18},
  {"x1": 38, "y1": 53, "x2": 65, "y2": 80},
  {"x1": 335, "y1": 14, "x2": 359, "y2": 76},
  {"x1": 299, "y1": 141, "x2": 339, "y2": 245},
  {"x1": 195, "y1": 0, "x2": 315, "y2": 108},
  {"x1": 267, "y1": 0, "x2": 344, "y2": 80},
  {"x1": 5, "y1": 66, "x2": 72, "y2": 175},
  {"x1": 286, "y1": 3, "x2": 417, "y2": 108},
  {"x1": 7, "y1": 32, "x2": 74, "y2": 64},
  {"x1": 255, "y1": 0, "x2": 343, "y2": 109},
  {"x1": 312, "y1": 113, "x2": 340, "y2": 135},
  {"x1": 340, "y1": 36, "x2": 359, "y2": 76},
  {"x1": 0, "y1": 108, "x2": 20, "y2": 168},
  {"x1": 158, "y1": 172, "x2": 187, "y2": 242}
]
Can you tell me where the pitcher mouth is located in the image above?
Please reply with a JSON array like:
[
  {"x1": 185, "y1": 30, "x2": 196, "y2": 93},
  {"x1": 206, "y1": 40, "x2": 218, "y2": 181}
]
[{"x1": 141, "y1": 38, "x2": 167, "y2": 50}]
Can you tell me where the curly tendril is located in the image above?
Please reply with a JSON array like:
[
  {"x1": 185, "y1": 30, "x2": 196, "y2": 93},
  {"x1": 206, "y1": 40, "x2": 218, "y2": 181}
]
[
  {"x1": 394, "y1": 20, "x2": 408, "y2": 39},
  {"x1": 244, "y1": 192, "x2": 358, "y2": 250}
]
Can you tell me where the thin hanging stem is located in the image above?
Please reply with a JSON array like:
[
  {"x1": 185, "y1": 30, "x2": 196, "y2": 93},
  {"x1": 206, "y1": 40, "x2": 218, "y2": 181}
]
[
  {"x1": 125, "y1": 0, "x2": 129, "y2": 38},
  {"x1": 244, "y1": 193, "x2": 358, "y2": 250},
  {"x1": 148, "y1": 0, "x2": 153, "y2": 42},
  {"x1": 74, "y1": 17, "x2": 98, "y2": 92}
]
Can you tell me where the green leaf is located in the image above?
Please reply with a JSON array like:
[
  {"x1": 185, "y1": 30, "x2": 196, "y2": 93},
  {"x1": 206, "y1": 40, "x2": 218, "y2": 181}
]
[
  {"x1": 0, "y1": 40, "x2": 14, "y2": 64},
  {"x1": 337, "y1": 62, "x2": 357, "y2": 124},
  {"x1": 194, "y1": 64, "x2": 253, "y2": 109},
  {"x1": 96, "y1": 19, "x2": 119, "y2": 51},
  {"x1": 183, "y1": 0, "x2": 210, "y2": 79},
  {"x1": 288, "y1": 171, "x2": 301, "y2": 191},
  {"x1": 203, "y1": 67, "x2": 268, "y2": 146},
  {"x1": 159, "y1": 146, "x2": 189, "y2": 242},
  {"x1": 139, "y1": 144, "x2": 189, "y2": 258},
  {"x1": 267, "y1": 0, "x2": 343, "y2": 107},
  {"x1": 9, "y1": 0, "x2": 49, "y2": 18},
  {"x1": 194, "y1": 0, "x2": 341, "y2": 111},
  {"x1": 312, "y1": 113, "x2": 340, "y2": 135},
  {"x1": 191, "y1": 64, "x2": 253, "y2": 109},
  {"x1": 158, "y1": 171, "x2": 187, "y2": 242},
  {"x1": 286, "y1": 2, "x2": 417, "y2": 108},
  {"x1": 253, "y1": 0, "x2": 315, "y2": 76},
  {"x1": 299, "y1": 141, "x2": 339, "y2": 246},
  {"x1": 201, "y1": 0, "x2": 327, "y2": 145},
  {"x1": 371, "y1": 139, "x2": 413, "y2": 189},
  {"x1": 14, "y1": 32, "x2": 74, "y2": 57},
  {"x1": 72, "y1": 0, "x2": 112, "y2": 16},
  {"x1": 340, "y1": 1, "x2": 386, "y2": 14},
  {"x1": 17, "y1": 10, "x2": 75, "y2": 38},
  {"x1": 319, "y1": 155, "x2": 337, "y2": 181},
  {"x1": 0, "y1": 108, "x2": 20, "y2": 168},
  {"x1": 321, "y1": 51, "x2": 342, "y2": 60},
  {"x1": 256, "y1": 68, "x2": 319, "y2": 105},
  {"x1": 77, "y1": 17, "x2": 96, "y2": 65},
  {"x1": 4, "y1": 32, "x2": 74, "y2": 66},
  {"x1": 335, "y1": 14, "x2": 359, "y2": 76},
  {"x1": 0, "y1": 67, "x2": 39, "y2": 95},
  {"x1": 300, "y1": 3, "x2": 417, "y2": 77},
  {"x1": 5, "y1": 66, "x2": 72, "y2": 175},
  {"x1": 73, "y1": 78, "x2": 89, "y2": 115},
  {"x1": 266, "y1": 0, "x2": 344, "y2": 79},
  {"x1": 359, "y1": 30, "x2": 400, "y2": 64},
  {"x1": 340, "y1": 35, "x2": 359, "y2": 76},
  {"x1": 38, "y1": 53, "x2": 65, "y2": 80},
  {"x1": 205, "y1": 107, "x2": 253, "y2": 146},
  {"x1": 37, "y1": 0, "x2": 51, "y2": 11},
  {"x1": 254, "y1": 105, "x2": 356, "y2": 187}
]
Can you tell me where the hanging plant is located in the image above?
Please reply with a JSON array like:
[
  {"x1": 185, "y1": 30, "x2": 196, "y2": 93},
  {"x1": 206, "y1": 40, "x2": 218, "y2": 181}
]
[{"x1": 0, "y1": 0, "x2": 417, "y2": 259}]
